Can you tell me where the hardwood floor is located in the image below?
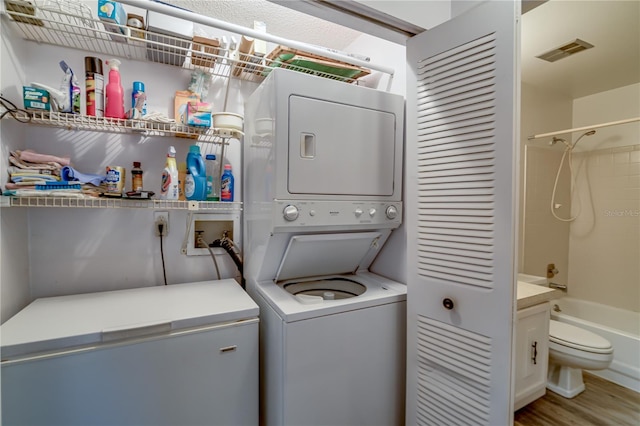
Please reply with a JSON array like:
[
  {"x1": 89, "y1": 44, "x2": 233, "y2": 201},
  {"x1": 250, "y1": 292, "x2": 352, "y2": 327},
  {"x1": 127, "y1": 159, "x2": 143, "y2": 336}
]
[{"x1": 514, "y1": 373, "x2": 640, "y2": 425}]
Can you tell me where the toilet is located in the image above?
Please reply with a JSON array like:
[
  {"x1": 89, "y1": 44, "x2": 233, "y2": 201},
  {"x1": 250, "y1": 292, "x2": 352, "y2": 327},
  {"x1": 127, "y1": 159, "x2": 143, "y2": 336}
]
[{"x1": 547, "y1": 319, "x2": 614, "y2": 398}]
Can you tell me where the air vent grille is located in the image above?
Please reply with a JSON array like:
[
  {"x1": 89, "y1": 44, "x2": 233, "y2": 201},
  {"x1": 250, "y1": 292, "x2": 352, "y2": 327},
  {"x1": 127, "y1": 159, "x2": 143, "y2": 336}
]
[{"x1": 536, "y1": 38, "x2": 594, "y2": 62}]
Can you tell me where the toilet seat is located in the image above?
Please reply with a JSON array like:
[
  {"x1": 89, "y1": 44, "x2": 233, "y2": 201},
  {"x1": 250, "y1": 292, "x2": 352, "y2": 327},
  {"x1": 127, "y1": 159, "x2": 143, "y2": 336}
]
[{"x1": 549, "y1": 320, "x2": 613, "y2": 354}]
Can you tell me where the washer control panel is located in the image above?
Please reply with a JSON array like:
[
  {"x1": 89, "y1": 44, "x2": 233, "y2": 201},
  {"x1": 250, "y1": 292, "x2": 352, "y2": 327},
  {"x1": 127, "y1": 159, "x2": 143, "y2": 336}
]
[{"x1": 275, "y1": 200, "x2": 402, "y2": 229}]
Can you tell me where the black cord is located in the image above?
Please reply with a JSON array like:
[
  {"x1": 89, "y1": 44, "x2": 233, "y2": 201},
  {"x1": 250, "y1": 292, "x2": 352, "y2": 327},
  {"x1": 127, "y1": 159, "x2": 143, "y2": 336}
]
[
  {"x1": 0, "y1": 95, "x2": 32, "y2": 123},
  {"x1": 211, "y1": 238, "x2": 245, "y2": 289},
  {"x1": 159, "y1": 224, "x2": 167, "y2": 286}
]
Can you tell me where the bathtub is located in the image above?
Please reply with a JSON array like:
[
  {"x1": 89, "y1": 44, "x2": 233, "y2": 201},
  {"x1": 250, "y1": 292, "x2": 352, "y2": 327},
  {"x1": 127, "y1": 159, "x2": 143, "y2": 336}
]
[{"x1": 550, "y1": 297, "x2": 640, "y2": 393}]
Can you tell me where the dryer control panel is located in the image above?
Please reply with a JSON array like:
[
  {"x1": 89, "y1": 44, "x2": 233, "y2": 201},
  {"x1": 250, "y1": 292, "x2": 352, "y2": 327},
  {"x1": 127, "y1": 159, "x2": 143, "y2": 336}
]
[{"x1": 272, "y1": 200, "x2": 402, "y2": 231}]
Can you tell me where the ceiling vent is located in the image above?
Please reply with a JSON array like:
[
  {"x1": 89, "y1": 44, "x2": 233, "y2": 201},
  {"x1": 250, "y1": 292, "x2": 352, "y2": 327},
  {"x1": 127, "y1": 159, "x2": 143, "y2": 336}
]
[{"x1": 536, "y1": 39, "x2": 594, "y2": 62}]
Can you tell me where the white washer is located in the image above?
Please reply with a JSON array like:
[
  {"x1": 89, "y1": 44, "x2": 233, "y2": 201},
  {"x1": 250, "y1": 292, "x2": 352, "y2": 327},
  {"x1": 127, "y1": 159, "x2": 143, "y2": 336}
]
[
  {"x1": 251, "y1": 233, "x2": 407, "y2": 426},
  {"x1": 243, "y1": 69, "x2": 406, "y2": 425}
]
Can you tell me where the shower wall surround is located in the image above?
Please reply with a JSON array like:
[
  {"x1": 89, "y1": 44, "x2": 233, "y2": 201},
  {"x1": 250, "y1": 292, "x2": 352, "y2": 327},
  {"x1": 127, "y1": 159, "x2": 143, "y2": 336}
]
[
  {"x1": 569, "y1": 83, "x2": 640, "y2": 313},
  {"x1": 569, "y1": 84, "x2": 640, "y2": 312}
]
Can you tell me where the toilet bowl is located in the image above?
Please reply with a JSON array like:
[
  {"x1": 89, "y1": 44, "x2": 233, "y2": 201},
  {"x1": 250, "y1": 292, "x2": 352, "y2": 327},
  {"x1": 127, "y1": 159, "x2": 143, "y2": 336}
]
[{"x1": 547, "y1": 319, "x2": 614, "y2": 398}]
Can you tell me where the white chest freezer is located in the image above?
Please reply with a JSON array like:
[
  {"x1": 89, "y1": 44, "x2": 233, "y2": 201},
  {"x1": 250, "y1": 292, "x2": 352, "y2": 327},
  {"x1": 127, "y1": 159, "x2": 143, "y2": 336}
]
[{"x1": 1, "y1": 280, "x2": 259, "y2": 426}]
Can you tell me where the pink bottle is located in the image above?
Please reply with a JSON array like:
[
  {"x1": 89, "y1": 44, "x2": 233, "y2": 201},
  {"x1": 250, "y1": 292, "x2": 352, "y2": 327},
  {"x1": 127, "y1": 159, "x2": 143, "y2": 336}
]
[{"x1": 104, "y1": 59, "x2": 125, "y2": 119}]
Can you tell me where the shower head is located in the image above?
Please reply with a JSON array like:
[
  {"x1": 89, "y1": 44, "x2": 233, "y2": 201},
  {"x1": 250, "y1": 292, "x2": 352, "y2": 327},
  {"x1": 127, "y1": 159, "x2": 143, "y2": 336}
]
[{"x1": 572, "y1": 129, "x2": 596, "y2": 149}]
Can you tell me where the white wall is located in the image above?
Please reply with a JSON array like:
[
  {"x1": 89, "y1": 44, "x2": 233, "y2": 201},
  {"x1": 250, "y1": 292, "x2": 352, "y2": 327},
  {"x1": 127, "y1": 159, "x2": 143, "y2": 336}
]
[
  {"x1": 1, "y1": 23, "x2": 31, "y2": 322},
  {"x1": 520, "y1": 82, "x2": 573, "y2": 282},
  {"x1": 568, "y1": 83, "x2": 640, "y2": 313}
]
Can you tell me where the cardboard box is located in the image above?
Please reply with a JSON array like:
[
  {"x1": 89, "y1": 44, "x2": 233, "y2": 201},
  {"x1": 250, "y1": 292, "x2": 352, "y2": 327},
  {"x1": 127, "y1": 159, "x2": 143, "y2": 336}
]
[
  {"x1": 191, "y1": 36, "x2": 220, "y2": 69},
  {"x1": 146, "y1": 10, "x2": 193, "y2": 67},
  {"x1": 23, "y1": 86, "x2": 50, "y2": 111},
  {"x1": 97, "y1": 0, "x2": 128, "y2": 43},
  {"x1": 174, "y1": 91, "x2": 200, "y2": 125}
]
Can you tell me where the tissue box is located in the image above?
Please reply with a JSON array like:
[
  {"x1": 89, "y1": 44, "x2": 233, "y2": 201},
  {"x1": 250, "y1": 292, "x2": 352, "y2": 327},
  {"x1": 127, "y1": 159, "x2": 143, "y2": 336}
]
[
  {"x1": 23, "y1": 86, "x2": 50, "y2": 111},
  {"x1": 97, "y1": 0, "x2": 128, "y2": 42},
  {"x1": 186, "y1": 102, "x2": 212, "y2": 127},
  {"x1": 146, "y1": 10, "x2": 193, "y2": 66}
]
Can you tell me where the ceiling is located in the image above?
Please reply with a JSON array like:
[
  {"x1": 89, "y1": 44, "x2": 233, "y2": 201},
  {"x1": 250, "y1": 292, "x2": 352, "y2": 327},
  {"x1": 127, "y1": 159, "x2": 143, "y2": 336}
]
[
  {"x1": 521, "y1": 0, "x2": 640, "y2": 99},
  {"x1": 168, "y1": 0, "x2": 639, "y2": 100}
]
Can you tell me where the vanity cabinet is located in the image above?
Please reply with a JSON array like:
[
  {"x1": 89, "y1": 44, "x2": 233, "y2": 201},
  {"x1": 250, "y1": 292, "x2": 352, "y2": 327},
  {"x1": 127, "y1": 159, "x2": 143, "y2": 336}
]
[{"x1": 514, "y1": 301, "x2": 550, "y2": 410}]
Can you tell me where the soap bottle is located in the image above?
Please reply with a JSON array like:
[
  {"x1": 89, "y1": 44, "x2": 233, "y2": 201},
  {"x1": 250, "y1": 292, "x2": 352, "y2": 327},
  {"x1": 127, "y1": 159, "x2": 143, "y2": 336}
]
[
  {"x1": 178, "y1": 162, "x2": 186, "y2": 201},
  {"x1": 185, "y1": 145, "x2": 207, "y2": 201},
  {"x1": 160, "y1": 146, "x2": 179, "y2": 200},
  {"x1": 104, "y1": 58, "x2": 125, "y2": 119},
  {"x1": 205, "y1": 154, "x2": 220, "y2": 201},
  {"x1": 131, "y1": 161, "x2": 143, "y2": 191},
  {"x1": 221, "y1": 164, "x2": 234, "y2": 202}
]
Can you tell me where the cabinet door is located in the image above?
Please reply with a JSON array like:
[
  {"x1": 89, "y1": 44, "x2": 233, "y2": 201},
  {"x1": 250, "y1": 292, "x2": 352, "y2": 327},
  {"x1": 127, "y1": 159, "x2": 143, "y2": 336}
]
[
  {"x1": 514, "y1": 302, "x2": 550, "y2": 410},
  {"x1": 406, "y1": 1, "x2": 521, "y2": 424}
]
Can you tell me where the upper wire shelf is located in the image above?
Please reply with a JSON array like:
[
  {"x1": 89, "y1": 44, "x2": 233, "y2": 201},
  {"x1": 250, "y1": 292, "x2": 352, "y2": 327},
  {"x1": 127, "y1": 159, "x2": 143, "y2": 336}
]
[
  {"x1": 9, "y1": 110, "x2": 243, "y2": 143},
  {"x1": 3, "y1": 0, "x2": 371, "y2": 85}
]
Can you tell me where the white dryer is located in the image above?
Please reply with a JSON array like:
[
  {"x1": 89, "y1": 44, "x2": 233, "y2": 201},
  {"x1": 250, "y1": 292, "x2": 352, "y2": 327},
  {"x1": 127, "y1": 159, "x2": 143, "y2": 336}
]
[{"x1": 243, "y1": 69, "x2": 406, "y2": 425}]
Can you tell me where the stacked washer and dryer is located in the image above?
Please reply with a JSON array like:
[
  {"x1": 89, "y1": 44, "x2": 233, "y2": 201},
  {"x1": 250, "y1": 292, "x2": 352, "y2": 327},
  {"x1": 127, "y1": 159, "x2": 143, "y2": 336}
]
[{"x1": 243, "y1": 68, "x2": 406, "y2": 425}]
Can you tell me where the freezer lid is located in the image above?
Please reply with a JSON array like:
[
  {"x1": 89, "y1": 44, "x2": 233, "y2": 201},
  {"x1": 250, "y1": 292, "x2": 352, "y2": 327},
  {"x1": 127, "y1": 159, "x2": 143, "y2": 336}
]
[
  {"x1": 274, "y1": 232, "x2": 383, "y2": 282},
  {"x1": 0, "y1": 280, "x2": 258, "y2": 359}
]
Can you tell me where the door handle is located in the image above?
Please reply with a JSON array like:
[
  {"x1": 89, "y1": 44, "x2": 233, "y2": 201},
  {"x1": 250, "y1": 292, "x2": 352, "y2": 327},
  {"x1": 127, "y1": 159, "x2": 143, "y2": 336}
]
[{"x1": 531, "y1": 341, "x2": 538, "y2": 365}]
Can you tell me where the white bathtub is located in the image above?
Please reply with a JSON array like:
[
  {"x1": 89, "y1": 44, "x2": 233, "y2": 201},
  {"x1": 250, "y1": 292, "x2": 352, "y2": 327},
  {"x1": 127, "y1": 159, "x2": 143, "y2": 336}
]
[{"x1": 550, "y1": 297, "x2": 640, "y2": 392}]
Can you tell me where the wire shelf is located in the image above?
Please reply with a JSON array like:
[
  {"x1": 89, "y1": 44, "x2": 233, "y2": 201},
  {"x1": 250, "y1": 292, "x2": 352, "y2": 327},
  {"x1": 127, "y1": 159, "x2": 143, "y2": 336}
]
[
  {"x1": 3, "y1": 0, "x2": 370, "y2": 84},
  {"x1": 10, "y1": 111, "x2": 243, "y2": 142},
  {"x1": 7, "y1": 196, "x2": 242, "y2": 211}
]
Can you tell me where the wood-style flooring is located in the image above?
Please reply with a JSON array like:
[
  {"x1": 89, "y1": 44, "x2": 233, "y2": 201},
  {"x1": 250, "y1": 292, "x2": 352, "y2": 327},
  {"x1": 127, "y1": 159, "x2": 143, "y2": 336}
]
[{"x1": 514, "y1": 373, "x2": 640, "y2": 425}]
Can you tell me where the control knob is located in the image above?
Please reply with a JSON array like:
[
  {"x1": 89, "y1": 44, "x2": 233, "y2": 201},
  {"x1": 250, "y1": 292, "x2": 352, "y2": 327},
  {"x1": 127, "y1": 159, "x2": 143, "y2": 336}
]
[
  {"x1": 369, "y1": 208, "x2": 376, "y2": 217},
  {"x1": 283, "y1": 205, "x2": 299, "y2": 221},
  {"x1": 386, "y1": 205, "x2": 398, "y2": 220},
  {"x1": 354, "y1": 208, "x2": 363, "y2": 218}
]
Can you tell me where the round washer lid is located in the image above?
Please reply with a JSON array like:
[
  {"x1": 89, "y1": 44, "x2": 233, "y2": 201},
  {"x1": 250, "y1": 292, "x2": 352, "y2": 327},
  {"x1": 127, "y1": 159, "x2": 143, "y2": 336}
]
[{"x1": 549, "y1": 320, "x2": 612, "y2": 353}]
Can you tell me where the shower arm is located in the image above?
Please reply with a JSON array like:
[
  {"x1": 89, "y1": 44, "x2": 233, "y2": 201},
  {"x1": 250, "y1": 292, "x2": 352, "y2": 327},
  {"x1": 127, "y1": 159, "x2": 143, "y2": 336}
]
[{"x1": 528, "y1": 116, "x2": 640, "y2": 140}]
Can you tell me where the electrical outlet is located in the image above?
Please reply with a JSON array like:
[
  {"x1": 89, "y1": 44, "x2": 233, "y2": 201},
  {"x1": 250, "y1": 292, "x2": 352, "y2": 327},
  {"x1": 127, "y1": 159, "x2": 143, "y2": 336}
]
[{"x1": 154, "y1": 211, "x2": 169, "y2": 236}]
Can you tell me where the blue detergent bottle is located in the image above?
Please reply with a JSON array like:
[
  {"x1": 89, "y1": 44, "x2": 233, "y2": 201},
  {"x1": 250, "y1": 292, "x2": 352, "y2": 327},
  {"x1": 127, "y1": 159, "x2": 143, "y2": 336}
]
[{"x1": 185, "y1": 145, "x2": 207, "y2": 201}]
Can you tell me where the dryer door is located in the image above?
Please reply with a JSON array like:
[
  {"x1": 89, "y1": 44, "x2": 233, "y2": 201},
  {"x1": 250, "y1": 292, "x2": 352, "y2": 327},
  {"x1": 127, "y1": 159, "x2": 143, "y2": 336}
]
[{"x1": 288, "y1": 95, "x2": 397, "y2": 196}]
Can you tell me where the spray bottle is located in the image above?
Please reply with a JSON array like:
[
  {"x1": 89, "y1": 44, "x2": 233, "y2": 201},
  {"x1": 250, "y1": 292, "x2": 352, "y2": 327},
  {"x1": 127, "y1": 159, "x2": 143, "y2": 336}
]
[
  {"x1": 160, "y1": 146, "x2": 179, "y2": 200},
  {"x1": 105, "y1": 59, "x2": 125, "y2": 119}
]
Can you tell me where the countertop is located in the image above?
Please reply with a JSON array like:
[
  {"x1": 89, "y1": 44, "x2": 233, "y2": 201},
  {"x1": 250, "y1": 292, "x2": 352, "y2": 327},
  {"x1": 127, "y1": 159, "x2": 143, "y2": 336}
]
[{"x1": 517, "y1": 281, "x2": 563, "y2": 310}]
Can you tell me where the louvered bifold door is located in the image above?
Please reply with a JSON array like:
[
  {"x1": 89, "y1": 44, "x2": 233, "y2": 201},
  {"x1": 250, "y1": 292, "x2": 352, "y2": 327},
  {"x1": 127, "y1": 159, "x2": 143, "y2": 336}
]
[{"x1": 406, "y1": 2, "x2": 520, "y2": 425}]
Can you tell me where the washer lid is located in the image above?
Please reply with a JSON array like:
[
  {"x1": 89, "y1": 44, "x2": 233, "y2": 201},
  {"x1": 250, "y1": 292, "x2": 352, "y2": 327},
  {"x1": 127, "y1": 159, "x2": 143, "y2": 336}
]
[
  {"x1": 275, "y1": 232, "x2": 382, "y2": 282},
  {"x1": 549, "y1": 320, "x2": 613, "y2": 353}
]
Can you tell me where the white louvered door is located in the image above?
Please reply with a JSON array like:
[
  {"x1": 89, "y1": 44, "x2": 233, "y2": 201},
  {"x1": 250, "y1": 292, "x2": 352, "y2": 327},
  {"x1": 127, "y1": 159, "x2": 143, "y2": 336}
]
[{"x1": 406, "y1": 1, "x2": 520, "y2": 425}]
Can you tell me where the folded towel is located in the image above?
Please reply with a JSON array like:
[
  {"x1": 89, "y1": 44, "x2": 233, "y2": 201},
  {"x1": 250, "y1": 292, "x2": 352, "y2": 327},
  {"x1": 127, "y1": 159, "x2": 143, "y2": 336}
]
[
  {"x1": 61, "y1": 166, "x2": 105, "y2": 186},
  {"x1": 18, "y1": 149, "x2": 71, "y2": 167}
]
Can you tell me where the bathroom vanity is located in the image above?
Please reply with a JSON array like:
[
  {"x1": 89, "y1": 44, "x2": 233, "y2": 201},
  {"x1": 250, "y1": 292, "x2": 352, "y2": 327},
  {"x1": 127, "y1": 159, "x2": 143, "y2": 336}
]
[{"x1": 514, "y1": 281, "x2": 563, "y2": 410}]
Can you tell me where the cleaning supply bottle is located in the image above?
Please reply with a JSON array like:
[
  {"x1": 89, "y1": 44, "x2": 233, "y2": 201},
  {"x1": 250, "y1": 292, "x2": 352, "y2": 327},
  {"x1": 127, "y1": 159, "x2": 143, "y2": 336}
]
[
  {"x1": 221, "y1": 164, "x2": 234, "y2": 202},
  {"x1": 178, "y1": 161, "x2": 187, "y2": 201},
  {"x1": 131, "y1": 161, "x2": 143, "y2": 191},
  {"x1": 104, "y1": 59, "x2": 124, "y2": 119},
  {"x1": 132, "y1": 81, "x2": 147, "y2": 116},
  {"x1": 205, "y1": 154, "x2": 220, "y2": 201},
  {"x1": 185, "y1": 145, "x2": 207, "y2": 201},
  {"x1": 85, "y1": 56, "x2": 104, "y2": 117},
  {"x1": 160, "y1": 146, "x2": 179, "y2": 200}
]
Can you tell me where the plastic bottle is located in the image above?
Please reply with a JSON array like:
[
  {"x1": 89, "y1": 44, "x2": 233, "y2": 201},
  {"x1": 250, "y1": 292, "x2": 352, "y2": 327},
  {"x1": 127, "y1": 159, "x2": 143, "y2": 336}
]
[
  {"x1": 132, "y1": 81, "x2": 147, "y2": 116},
  {"x1": 160, "y1": 146, "x2": 179, "y2": 200},
  {"x1": 104, "y1": 59, "x2": 125, "y2": 119},
  {"x1": 178, "y1": 162, "x2": 186, "y2": 201},
  {"x1": 221, "y1": 164, "x2": 234, "y2": 202},
  {"x1": 131, "y1": 161, "x2": 143, "y2": 191},
  {"x1": 85, "y1": 56, "x2": 104, "y2": 117},
  {"x1": 185, "y1": 145, "x2": 207, "y2": 201},
  {"x1": 205, "y1": 154, "x2": 220, "y2": 201}
]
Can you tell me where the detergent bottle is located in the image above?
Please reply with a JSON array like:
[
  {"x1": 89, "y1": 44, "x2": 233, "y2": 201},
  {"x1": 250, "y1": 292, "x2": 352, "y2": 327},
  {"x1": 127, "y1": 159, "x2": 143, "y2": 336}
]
[
  {"x1": 160, "y1": 146, "x2": 179, "y2": 200},
  {"x1": 220, "y1": 164, "x2": 234, "y2": 202},
  {"x1": 104, "y1": 59, "x2": 125, "y2": 118},
  {"x1": 185, "y1": 145, "x2": 207, "y2": 201}
]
